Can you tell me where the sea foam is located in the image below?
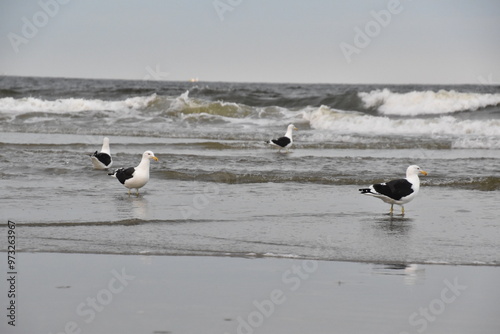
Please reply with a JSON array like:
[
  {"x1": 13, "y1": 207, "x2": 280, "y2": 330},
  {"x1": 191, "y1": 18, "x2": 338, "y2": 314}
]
[
  {"x1": 359, "y1": 89, "x2": 500, "y2": 116},
  {"x1": 303, "y1": 105, "x2": 500, "y2": 138},
  {"x1": 0, "y1": 94, "x2": 158, "y2": 113}
]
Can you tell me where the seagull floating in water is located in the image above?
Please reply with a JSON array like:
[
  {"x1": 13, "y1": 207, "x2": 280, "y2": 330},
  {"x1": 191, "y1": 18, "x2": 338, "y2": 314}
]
[
  {"x1": 359, "y1": 165, "x2": 428, "y2": 215},
  {"x1": 265, "y1": 124, "x2": 298, "y2": 153},
  {"x1": 108, "y1": 150, "x2": 158, "y2": 196},
  {"x1": 90, "y1": 137, "x2": 112, "y2": 170}
]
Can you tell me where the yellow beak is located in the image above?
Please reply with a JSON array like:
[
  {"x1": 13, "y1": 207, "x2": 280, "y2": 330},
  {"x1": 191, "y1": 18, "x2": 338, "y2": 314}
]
[
  {"x1": 152, "y1": 157, "x2": 159, "y2": 161},
  {"x1": 294, "y1": 127, "x2": 298, "y2": 130},
  {"x1": 420, "y1": 170, "x2": 428, "y2": 176}
]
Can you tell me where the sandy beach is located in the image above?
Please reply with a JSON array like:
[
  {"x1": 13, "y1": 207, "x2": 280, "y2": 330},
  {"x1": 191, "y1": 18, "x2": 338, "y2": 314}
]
[{"x1": 1, "y1": 253, "x2": 499, "y2": 334}]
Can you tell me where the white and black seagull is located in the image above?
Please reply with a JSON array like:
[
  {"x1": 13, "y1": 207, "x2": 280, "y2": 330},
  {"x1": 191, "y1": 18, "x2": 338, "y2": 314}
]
[
  {"x1": 108, "y1": 150, "x2": 158, "y2": 196},
  {"x1": 90, "y1": 137, "x2": 113, "y2": 170},
  {"x1": 359, "y1": 165, "x2": 428, "y2": 215},
  {"x1": 265, "y1": 124, "x2": 298, "y2": 153}
]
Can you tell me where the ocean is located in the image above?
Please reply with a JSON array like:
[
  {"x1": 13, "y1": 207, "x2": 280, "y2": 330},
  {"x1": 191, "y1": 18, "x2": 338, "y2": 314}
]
[{"x1": 1, "y1": 76, "x2": 499, "y2": 265}]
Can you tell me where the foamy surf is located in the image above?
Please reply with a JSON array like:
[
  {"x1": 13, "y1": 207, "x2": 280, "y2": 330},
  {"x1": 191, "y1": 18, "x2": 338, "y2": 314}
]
[
  {"x1": 303, "y1": 105, "x2": 500, "y2": 139},
  {"x1": 359, "y1": 88, "x2": 500, "y2": 116},
  {"x1": 1, "y1": 78, "x2": 499, "y2": 149},
  {"x1": 0, "y1": 94, "x2": 158, "y2": 113}
]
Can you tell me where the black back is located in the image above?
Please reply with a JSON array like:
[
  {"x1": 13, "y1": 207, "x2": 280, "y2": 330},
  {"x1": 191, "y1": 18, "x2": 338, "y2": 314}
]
[
  {"x1": 373, "y1": 179, "x2": 413, "y2": 200},
  {"x1": 115, "y1": 167, "x2": 135, "y2": 185},
  {"x1": 271, "y1": 136, "x2": 291, "y2": 148},
  {"x1": 93, "y1": 151, "x2": 111, "y2": 166}
]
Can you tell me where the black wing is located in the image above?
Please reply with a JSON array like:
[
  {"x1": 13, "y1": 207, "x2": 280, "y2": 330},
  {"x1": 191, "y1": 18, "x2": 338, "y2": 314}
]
[
  {"x1": 271, "y1": 136, "x2": 291, "y2": 148},
  {"x1": 373, "y1": 178, "x2": 413, "y2": 200},
  {"x1": 115, "y1": 167, "x2": 135, "y2": 185},
  {"x1": 92, "y1": 151, "x2": 112, "y2": 166}
]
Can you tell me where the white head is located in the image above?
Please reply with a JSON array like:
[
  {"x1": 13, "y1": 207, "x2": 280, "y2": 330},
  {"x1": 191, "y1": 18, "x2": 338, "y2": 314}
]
[
  {"x1": 142, "y1": 150, "x2": 158, "y2": 162},
  {"x1": 101, "y1": 137, "x2": 111, "y2": 154},
  {"x1": 406, "y1": 165, "x2": 427, "y2": 178},
  {"x1": 285, "y1": 124, "x2": 298, "y2": 137}
]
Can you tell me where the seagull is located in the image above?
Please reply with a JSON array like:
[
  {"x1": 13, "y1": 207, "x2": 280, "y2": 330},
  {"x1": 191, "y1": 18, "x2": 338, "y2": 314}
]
[
  {"x1": 359, "y1": 165, "x2": 428, "y2": 215},
  {"x1": 90, "y1": 137, "x2": 113, "y2": 170},
  {"x1": 265, "y1": 124, "x2": 298, "y2": 153},
  {"x1": 108, "y1": 150, "x2": 158, "y2": 196}
]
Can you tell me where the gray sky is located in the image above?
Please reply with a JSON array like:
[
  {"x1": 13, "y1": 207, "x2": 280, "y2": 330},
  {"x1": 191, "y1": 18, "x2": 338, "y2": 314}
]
[{"x1": 1, "y1": 0, "x2": 499, "y2": 84}]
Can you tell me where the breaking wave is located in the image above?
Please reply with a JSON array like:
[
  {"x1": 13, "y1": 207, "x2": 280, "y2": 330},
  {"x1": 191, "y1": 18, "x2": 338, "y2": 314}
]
[
  {"x1": 303, "y1": 105, "x2": 500, "y2": 139},
  {"x1": 3, "y1": 88, "x2": 500, "y2": 119},
  {"x1": 2, "y1": 87, "x2": 500, "y2": 149},
  {"x1": 359, "y1": 89, "x2": 500, "y2": 116},
  {"x1": 0, "y1": 94, "x2": 158, "y2": 113}
]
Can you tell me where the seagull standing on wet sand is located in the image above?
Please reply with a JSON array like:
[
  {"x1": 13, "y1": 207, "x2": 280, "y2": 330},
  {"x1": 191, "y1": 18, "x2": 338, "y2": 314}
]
[
  {"x1": 108, "y1": 150, "x2": 158, "y2": 196},
  {"x1": 265, "y1": 124, "x2": 298, "y2": 153},
  {"x1": 359, "y1": 165, "x2": 428, "y2": 215}
]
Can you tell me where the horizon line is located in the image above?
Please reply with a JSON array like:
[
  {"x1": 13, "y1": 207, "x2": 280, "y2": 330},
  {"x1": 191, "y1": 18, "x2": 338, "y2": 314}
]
[{"x1": 0, "y1": 74, "x2": 496, "y2": 87}]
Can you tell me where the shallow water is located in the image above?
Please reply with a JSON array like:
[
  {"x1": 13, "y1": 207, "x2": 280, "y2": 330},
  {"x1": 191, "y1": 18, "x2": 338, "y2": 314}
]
[{"x1": 1, "y1": 77, "x2": 499, "y2": 265}]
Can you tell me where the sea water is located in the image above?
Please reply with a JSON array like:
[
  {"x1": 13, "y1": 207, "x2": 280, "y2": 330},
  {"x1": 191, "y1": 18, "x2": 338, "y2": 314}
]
[{"x1": 1, "y1": 76, "x2": 499, "y2": 265}]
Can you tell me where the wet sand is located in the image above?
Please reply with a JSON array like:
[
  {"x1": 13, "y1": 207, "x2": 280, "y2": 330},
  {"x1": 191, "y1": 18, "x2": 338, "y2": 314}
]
[{"x1": 1, "y1": 253, "x2": 499, "y2": 334}]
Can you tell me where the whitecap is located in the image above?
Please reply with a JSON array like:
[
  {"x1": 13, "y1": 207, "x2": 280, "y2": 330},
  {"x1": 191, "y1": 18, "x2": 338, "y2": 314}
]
[
  {"x1": 0, "y1": 94, "x2": 158, "y2": 113},
  {"x1": 302, "y1": 105, "x2": 500, "y2": 139},
  {"x1": 359, "y1": 88, "x2": 500, "y2": 116}
]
